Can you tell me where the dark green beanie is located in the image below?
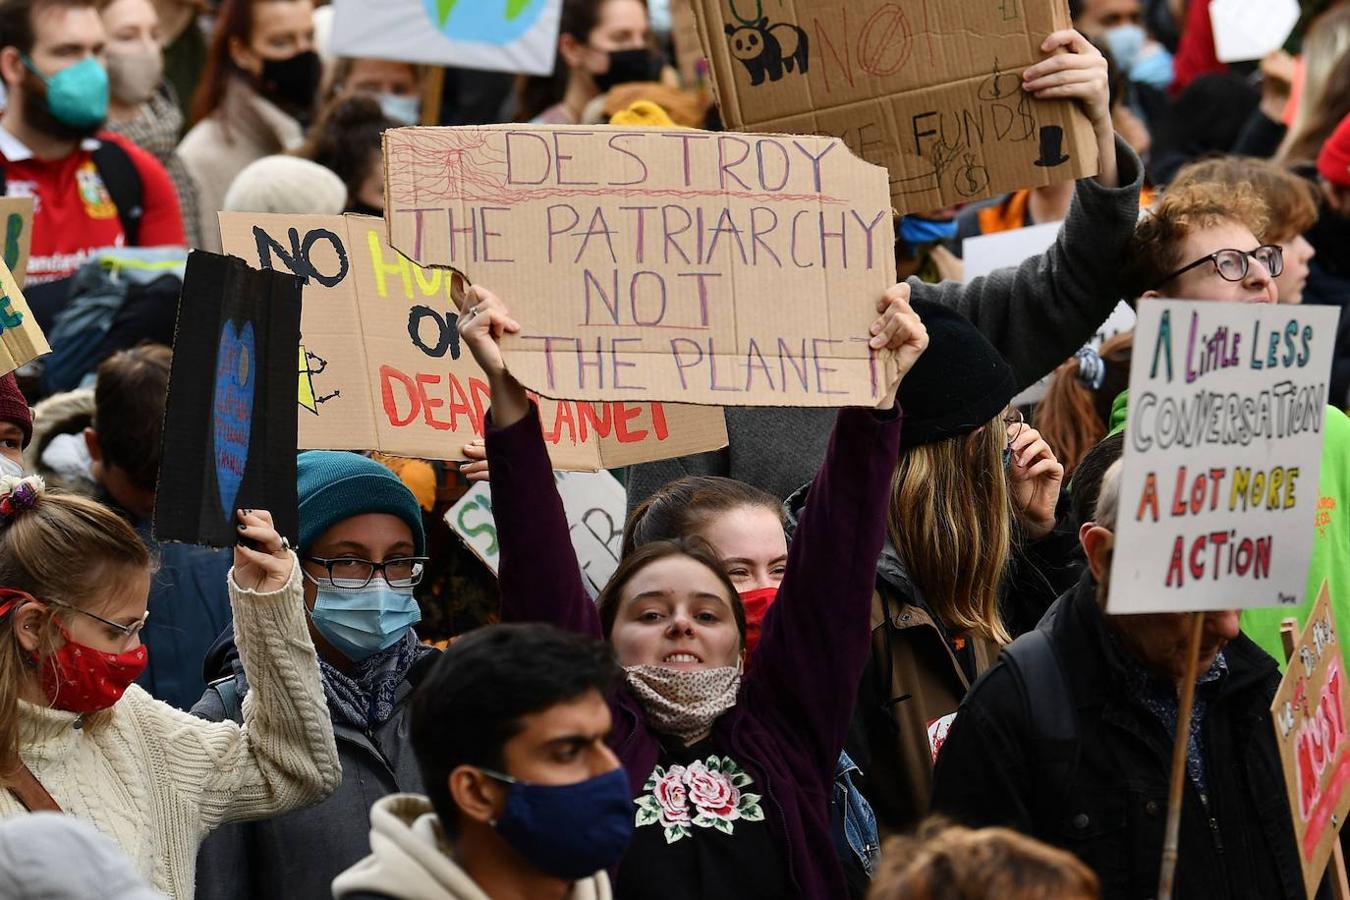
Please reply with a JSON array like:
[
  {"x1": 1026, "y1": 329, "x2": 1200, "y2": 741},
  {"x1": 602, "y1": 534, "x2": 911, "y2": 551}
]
[{"x1": 297, "y1": 451, "x2": 426, "y2": 555}]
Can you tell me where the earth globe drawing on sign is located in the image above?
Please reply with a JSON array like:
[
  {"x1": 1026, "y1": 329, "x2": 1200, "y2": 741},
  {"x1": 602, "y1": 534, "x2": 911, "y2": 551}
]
[{"x1": 422, "y1": 0, "x2": 548, "y2": 43}]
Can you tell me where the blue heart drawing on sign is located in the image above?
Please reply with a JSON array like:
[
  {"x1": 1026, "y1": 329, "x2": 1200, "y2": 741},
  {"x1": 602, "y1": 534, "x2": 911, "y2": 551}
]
[{"x1": 213, "y1": 320, "x2": 255, "y2": 523}]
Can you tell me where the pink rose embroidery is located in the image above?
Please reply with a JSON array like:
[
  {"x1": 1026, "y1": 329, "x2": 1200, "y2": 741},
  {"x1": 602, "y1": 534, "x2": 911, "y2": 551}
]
[
  {"x1": 685, "y1": 761, "x2": 740, "y2": 819},
  {"x1": 651, "y1": 765, "x2": 691, "y2": 826}
]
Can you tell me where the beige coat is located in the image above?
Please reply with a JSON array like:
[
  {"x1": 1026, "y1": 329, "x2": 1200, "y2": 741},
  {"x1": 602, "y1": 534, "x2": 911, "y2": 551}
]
[{"x1": 176, "y1": 77, "x2": 303, "y2": 251}]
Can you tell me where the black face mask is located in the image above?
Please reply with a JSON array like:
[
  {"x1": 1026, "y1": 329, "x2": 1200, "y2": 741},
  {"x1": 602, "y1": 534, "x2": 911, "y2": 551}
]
[
  {"x1": 258, "y1": 50, "x2": 321, "y2": 118},
  {"x1": 593, "y1": 48, "x2": 663, "y2": 92}
]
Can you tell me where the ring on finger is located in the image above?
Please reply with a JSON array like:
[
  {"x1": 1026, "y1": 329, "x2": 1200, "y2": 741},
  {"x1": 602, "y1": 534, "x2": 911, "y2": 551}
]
[
  {"x1": 464, "y1": 304, "x2": 481, "y2": 321},
  {"x1": 279, "y1": 536, "x2": 290, "y2": 553}
]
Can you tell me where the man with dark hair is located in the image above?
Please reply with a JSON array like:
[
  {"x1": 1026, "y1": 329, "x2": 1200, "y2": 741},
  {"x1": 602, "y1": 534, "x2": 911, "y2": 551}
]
[
  {"x1": 0, "y1": 0, "x2": 184, "y2": 327},
  {"x1": 85, "y1": 343, "x2": 231, "y2": 710},
  {"x1": 334, "y1": 623, "x2": 633, "y2": 900}
]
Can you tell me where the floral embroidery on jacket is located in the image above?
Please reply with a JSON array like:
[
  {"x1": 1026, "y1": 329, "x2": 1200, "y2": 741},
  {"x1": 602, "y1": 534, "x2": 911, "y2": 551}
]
[{"x1": 634, "y1": 755, "x2": 765, "y2": 844}]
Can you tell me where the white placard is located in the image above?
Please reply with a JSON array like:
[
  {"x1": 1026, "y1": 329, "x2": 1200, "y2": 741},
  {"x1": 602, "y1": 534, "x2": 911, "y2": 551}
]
[
  {"x1": 330, "y1": 0, "x2": 562, "y2": 76},
  {"x1": 1107, "y1": 299, "x2": 1337, "y2": 614},
  {"x1": 1210, "y1": 0, "x2": 1299, "y2": 64},
  {"x1": 962, "y1": 220, "x2": 1135, "y2": 405},
  {"x1": 446, "y1": 470, "x2": 626, "y2": 595}
]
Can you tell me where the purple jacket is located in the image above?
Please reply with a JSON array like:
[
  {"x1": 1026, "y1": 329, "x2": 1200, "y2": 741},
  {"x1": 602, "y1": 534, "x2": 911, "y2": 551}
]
[{"x1": 488, "y1": 402, "x2": 900, "y2": 898}]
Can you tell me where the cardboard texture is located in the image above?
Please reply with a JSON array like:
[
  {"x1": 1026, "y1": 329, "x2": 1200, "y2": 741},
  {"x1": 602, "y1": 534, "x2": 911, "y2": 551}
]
[
  {"x1": 329, "y1": 0, "x2": 563, "y2": 76},
  {"x1": 448, "y1": 470, "x2": 626, "y2": 594},
  {"x1": 154, "y1": 251, "x2": 302, "y2": 548},
  {"x1": 0, "y1": 197, "x2": 34, "y2": 286},
  {"x1": 1271, "y1": 583, "x2": 1350, "y2": 899},
  {"x1": 0, "y1": 253, "x2": 48, "y2": 377},
  {"x1": 384, "y1": 124, "x2": 902, "y2": 408},
  {"x1": 689, "y1": 0, "x2": 1098, "y2": 213},
  {"x1": 1107, "y1": 300, "x2": 1338, "y2": 615},
  {"x1": 670, "y1": 0, "x2": 710, "y2": 88},
  {"x1": 221, "y1": 212, "x2": 728, "y2": 469}
]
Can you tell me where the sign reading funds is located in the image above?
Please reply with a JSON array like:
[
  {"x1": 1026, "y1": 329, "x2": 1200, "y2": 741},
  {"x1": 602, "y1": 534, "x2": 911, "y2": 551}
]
[
  {"x1": 1271, "y1": 583, "x2": 1350, "y2": 899},
  {"x1": 1108, "y1": 300, "x2": 1339, "y2": 614},
  {"x1": 688, "y1": 0, "x2": 1098, "y2": 213},
  {"x1": 383, "y1": 125, "x2": 904, "y2": 408},
  {"x1": 220, "y1": 212, "x2": 727, "y2": 470}
]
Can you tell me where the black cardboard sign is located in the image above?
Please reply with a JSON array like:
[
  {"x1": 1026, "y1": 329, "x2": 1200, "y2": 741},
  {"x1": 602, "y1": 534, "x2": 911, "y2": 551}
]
[{"x1": 154, "y1": 251, "x2": 303, "y2": 548}]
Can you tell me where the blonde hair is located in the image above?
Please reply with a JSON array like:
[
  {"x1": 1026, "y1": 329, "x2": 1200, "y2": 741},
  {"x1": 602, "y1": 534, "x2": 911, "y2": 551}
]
[
  {"x1": 888, "y1": 423, "x2": 1013, "y2": 646},
  {"x1": 0, "y1": 483, "x2": 151, "y2": 785},
  {"x1": 1279, "y1": 6, "x2": 1350, "y2": 165},
  {"x1": 869, "y1": 820, "x2": 1100, "y2": 900}
]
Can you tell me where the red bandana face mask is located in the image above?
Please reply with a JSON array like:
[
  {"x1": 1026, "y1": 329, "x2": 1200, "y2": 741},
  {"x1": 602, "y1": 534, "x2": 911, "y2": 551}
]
[
  {"x1": 35, "y1": 624, "x2": 148, "y2": 714},
  {"x1": 738, "y1": 587, "x2": 779, "y2": 657}
]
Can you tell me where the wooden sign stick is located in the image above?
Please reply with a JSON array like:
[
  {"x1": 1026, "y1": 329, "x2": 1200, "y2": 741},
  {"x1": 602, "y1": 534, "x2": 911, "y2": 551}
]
[
  {"x1": 1157, "y1": 612, "x2": 1205, "y2": 900},
  {"x1": 1281, "y1": 618, "x2": 1350, "y2": 900}
]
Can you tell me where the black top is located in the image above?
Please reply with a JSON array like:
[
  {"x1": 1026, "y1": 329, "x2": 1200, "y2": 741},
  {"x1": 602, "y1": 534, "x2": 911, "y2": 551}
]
[{"x1": 616, "y1": 737, "x2": 791, "y2": 900}]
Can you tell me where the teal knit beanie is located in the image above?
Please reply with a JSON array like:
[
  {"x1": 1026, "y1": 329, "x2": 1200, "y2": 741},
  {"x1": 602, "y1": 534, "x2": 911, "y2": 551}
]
[{"x1": 296, "y1": 451, "x2": 426, "y2": 555}]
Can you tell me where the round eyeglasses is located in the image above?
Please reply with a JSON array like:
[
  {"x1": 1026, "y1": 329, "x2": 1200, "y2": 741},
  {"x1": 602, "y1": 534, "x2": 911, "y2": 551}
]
[
  {"x1": 1157, "y1": 244, "x2": 1284, "y2": 288},
  {"x1": 303, "y1": 556, "x2": 429, "y2": 590}
]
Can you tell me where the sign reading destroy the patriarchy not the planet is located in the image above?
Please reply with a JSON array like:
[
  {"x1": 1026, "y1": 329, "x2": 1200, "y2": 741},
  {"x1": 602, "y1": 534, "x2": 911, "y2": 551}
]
[
  {"x1": 1107, "y1": 300, "x2": 1338, "y2": 615},
  {"x1": 1271, "y1": 583, "x2": 1350, "y2": 899},
  {"x1": 383, "y1": 124, "x2": 903, "y2": 408},
  {"x1": 220, "y1": 212, "x2": 728, "y2": 471},
  {"x1": 329, "y1": 0, "x2": 562, "y2": 75},
  {"x1": 689, "y1": 0, "x2": 1098, "y2": 213}
]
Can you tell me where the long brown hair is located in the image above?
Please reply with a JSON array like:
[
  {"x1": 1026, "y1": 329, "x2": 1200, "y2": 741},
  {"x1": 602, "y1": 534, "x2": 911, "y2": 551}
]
[
  {"x1": 1034, "y1": 332, "x2": 1134, "y2": 479},
  {"x1": 0, "y1": 486, "x2": 151, "y2": 785},
  {"x1": 514, "y1": 0, "x2": 643, "y2": 121},
  {"x1": 189, "y1": 0, "x2": 254, "y2": 125},
  {"x1": 596, "y1": 538, "x2": 746, "y2": 646},
  {"x1": 888, "y1": 422, "x2": 1013, "y2": 645},
  {"x1": 1279, "y1": 6, "x2": 1350, "y2": 165}
]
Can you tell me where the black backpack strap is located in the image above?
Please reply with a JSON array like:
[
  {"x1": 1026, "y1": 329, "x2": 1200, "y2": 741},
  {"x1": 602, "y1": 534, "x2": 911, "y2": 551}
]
[
  {"x1": 999, "y1": 628, "x2": 1080, "y2": 801},
  {"x1": 91, "y1": 139, "x2": 144, "y2": 245}
]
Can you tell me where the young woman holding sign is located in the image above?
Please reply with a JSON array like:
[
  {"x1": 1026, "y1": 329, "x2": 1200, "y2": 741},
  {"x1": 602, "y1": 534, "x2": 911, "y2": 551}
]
[
  {"x1": 0, "y1": 485, "x2": 338, "y2": 900},
  {"x1": 460, "y1": 280, "x2": 926, "y2": 899}
]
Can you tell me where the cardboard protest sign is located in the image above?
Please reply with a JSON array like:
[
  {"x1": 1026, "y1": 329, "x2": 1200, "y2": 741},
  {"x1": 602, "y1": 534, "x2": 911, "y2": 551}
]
[
  {"x1": 221, "y1": 212, "x2": 728, "y2": 469},
  {"x1": 384, "y1": 125, "x2": 902, "y2": 408},
  {"x1": 0, "y1": 253, "x2": 48, "y2": 376},
  {"x1": 0, "y1": 197, "x2": 34, "y2": 286},
  {"x1": 1272, "y1": 583, "x2": 1350, "y2": 898},
  {"x1": 1210, "y1": 0, "x2": 1299, "y2": 64},
  {"x1": 329, "y1": 0, "x2": 562, "y2": 76},
  {"x1": 155, "y1": 251, "x2": 302, "y2": 548},
  {"x1": 1107, "y1": 300, "x2": 1338, "y2": 614},
  {"x1": 670, "y1": 0, "x2": 710, "y2": 87},
  {"x1": 448, "y1": 470, "x2": 626, "y2": 594},
  {"x1": 688, "y1": 0, "x2": 1098, "y2": 213}
]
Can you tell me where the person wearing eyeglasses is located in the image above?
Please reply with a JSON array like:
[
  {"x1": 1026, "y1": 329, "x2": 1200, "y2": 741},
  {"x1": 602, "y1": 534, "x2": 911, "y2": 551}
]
[
  {"x1": 193, "y1": 451, "x2": 437, "y2": 900},
  {"x1": 791, "y1": 299, "x2": 1071, "y2": 838},
  {"x1": 0, "y1": 475, "x2": 340, "y2": 900}
]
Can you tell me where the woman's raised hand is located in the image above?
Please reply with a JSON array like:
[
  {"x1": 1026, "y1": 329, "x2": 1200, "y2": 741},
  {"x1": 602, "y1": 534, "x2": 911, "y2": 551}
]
[
  {"x1": 455, "y1": 283, "x2": 520, "y2": 382},
  {"x1": 872, "y1": 283, "x2": 929, "y2": 380},
  {"x1": 234, "y1": 509, "x2": 294, "y2": 593},
  {"x1": 1007, "y1": 426, "x2": 1065, "y2": 540}
]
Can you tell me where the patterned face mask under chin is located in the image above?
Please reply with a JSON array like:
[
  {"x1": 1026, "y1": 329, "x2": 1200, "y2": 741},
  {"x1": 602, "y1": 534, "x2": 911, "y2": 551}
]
[{"x1": 626, "y1": 664, "x2": 742, "y2": 744}]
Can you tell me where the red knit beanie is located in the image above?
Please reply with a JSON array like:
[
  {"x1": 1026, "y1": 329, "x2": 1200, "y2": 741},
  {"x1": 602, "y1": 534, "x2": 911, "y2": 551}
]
[
  {"x1": 1318, "y1": 113, "x2": 1350, "y2": 188},
  {"x1": 0, "y1": 373, "x2": 32, "y2": 448}
]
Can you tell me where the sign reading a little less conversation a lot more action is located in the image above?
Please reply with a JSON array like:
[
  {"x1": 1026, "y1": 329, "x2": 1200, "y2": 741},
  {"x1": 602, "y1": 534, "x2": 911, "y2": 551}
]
[
  {"x1": 1272, "y1": 583, "x2": 1350, "y2": 899},
  {"x1": 689, "y1": 0, "x2": 1098, "y2": 214},
  {"x1": 384, "y1": 124, "x2": 903, "y2": 408},
  {"x1": 221, "y1": 212, "x2": 727, "y2": 470},
  {"x1": 1107, "y1": 300, "x2": 1338, "y2": 615}
]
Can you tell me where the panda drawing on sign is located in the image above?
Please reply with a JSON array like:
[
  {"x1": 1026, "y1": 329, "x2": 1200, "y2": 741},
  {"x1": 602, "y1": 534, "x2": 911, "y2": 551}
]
[{"x1": 725, "y1": 18, "x2": 809, "y2": 85}]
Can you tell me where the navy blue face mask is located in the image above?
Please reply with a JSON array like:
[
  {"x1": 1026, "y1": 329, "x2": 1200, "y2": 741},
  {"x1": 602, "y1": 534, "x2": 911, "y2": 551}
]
[{"x1": 483, "y1": 766, "x2": 634, "y2": 880}]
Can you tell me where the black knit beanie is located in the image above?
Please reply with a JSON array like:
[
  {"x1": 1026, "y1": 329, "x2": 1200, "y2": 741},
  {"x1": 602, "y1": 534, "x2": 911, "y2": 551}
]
[{"x1": 896, "y1": 298, "x2": 1018, "y2": 451}]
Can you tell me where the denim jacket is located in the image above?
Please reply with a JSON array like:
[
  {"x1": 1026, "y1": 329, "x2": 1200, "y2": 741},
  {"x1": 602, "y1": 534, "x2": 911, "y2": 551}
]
[{"x1": 832, "y1": 750, "x2": 881, "y2": 884}]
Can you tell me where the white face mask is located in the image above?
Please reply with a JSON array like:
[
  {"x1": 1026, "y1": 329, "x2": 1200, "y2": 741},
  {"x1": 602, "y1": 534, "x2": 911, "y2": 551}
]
[
  {"x1": 377, "y1": 92, "x2": 420, "y2": 126},
  {"x1": 0, "y1": 454, "x2": 24, "y2": 479}
]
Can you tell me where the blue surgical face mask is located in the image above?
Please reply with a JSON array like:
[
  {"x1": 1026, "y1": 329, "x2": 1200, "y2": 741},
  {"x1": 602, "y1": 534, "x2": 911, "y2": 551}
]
[
  {"x1": 1104, "y1": 24, "x2": 1145, "y2": 77},
  {"x1": 898, "y1": 215, "x2": 958, "y2": 247},
  {"x1": 23, "y1": 55, "x2": 108, "y2": 130},
  {"x1": 484, "y1": 766, "x2": 634, "y2": 880},
  {"x1": 377, "y1": 92, "x2": 419, "y2": 126},
  {"x1": 307, "y1": 582, "x2": 421, "y2": 662},
  {"x1": 1130, "y1": 45, "x2": 1174, "y2": 90}
]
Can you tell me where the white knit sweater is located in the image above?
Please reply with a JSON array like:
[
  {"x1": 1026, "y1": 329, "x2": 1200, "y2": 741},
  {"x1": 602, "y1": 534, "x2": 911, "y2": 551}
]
[{"x1": 0, "y1": 557, "x2": 341, "y2": 899}]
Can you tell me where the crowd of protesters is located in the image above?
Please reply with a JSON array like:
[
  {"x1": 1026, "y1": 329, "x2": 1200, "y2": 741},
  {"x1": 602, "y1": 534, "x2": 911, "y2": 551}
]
[{"x1": 0, "y1": 0, "x2": 1347, "y2": 898}]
